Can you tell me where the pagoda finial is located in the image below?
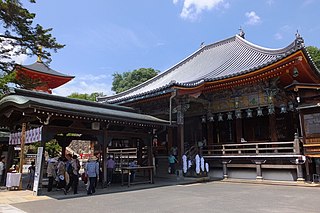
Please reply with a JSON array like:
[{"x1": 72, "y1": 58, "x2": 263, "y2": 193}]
[
  {"x1": 294, "y1": 30, "x2": 304, "y2": 48},
  {"x1": 295, "y1": 30, "x2": 301, "y2": 39},
  {"x1": 238, "y1": 27, "x2": 245, "y2": 39},
  {"x1": 37, "y1": 46, "x2": 43, "y2": 63}
]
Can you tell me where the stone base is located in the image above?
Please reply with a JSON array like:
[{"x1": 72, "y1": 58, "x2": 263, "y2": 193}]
[{"x1": 256, "y1": 176, "x2": 263, "y2": 181}]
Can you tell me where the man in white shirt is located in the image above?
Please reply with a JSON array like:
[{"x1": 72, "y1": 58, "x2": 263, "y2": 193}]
[{"x1": 0, "y1": 156, "x2": 5, "y2": 186}]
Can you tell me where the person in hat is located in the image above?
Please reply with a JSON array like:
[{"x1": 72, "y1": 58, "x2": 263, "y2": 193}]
[
  {"x1": 85, "y1": 155, "x2": 99, "y2": 195},
  {"x1": 105, "y1": 155, "x2": 115, "y2": 186}
]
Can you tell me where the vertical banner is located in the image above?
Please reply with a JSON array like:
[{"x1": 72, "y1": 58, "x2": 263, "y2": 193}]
[{"x1": 33, "y1": 147, "x2": 43, "y2": 196}]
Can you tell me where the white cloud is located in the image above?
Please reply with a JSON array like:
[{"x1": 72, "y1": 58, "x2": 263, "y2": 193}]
[
  {"x1": 266, "y1": 0, "x2": 274, "y2": 6},
  {"x1": 274, "y1": 25, "x2": 292, "y2": 40},
  {"x1": 245, "y1": 11, "x2": 261, "y2": 25},
  {"x1": 178, "y1": 0, "x2": 225, "y2": 21},
  {"x1": 0, "y1": 38, "x2": 28, "y2": 65},
  {"x1": 274, "y1": 33, "x2": 283, "y2": 40},
  {"x1": 173, "y1": 0, "x2": 179, "y2": 4},
  {"x1": 78, "y1": 74, "x2": 108, "y2": 81},
  {"x1": 52, "y1": 74, "x2": 113, "y2": 97}
]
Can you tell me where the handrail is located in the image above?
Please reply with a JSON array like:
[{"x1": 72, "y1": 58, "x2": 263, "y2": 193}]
[{"x1": 202, "y1": 141, "x2": 296, "y2": 156}]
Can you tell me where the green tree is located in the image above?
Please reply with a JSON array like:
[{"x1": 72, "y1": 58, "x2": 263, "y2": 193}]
[
  {"x1": 306, "y1": 46, "x2": 320, "y2": 70},
  {"x1": 0, "y1": 0, "x2": 64, "y2": 94},
  {"x1": 68, "y1": 92, "x2": 103, "y2": 101},
  {"x1": 112, "y1": 68, "x2": 159, "y2": 94}
]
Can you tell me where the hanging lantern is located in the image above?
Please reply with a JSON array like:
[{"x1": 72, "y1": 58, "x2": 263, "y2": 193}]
[
  {"x1": 201, "y1": 115, "x2": 206, "y2": 123},
  {"x1": 293, "y1": 67, "x2": 299, "y2": 77},
  {"x1": 235, "y1": 110, "x2": 242, "y2": 119},
  {"x1": 207, "y1": 113, "x2": 214, "y2": 122},
  {"x1": 246, "y1": 109, "x2": 253, "y2": 118},
  {"x1": 257, "y1": 107, "x2": 263, "y2": 116},
  {"x1": 227, "y1": 112, "x2": 233, "y2": 120},
  {"x1": 268, "y1": 104, "x2": 275, "y2": 115},
  {"x1": 234, "y1": 97, "x2": 239, "y2": 109},
  {"x1": 218, "y1": 113, "x2": 223, "y2": 121},
  {"x1": 288, "y1": 101, "x2": 294, "y2": 111},
  {"x1": 280, "y1": 104, "x2": 287, "y2": 113}
]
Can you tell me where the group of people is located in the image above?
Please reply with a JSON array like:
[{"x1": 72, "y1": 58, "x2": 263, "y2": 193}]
[
  {"x1": 47, "y1": 153, "x2": 101, "y2": 196},
  {"x1": 0, "y1": 155, "x2": 36, "y2": 189},
  {"x1": 167, "y1": 144, "x2": 210, "y2": 176},
  {"x1": 47, "y1": 153, "x2": 81, "y2": 195}
]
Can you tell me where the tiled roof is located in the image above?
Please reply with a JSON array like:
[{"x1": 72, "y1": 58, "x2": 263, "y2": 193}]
[
  {"x1": 17, "y1": 62, "x2": 74, "y2": 78},
  {"x1": 0, "y1": 88, "x2": 170, "y2": 126},
  {"x1": 102, "y1": 34, "x2": 307, "y2": 104}
]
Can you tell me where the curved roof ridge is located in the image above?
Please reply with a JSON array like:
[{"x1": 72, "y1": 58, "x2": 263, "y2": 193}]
[
  {"x1": 18, "y1": 61, "x2": 74, "y2": 78},
  {"x1": 104, "y1": 34, "x2": 304, "y2": 104},
  {"x1": 235, "y1": 34, "x2": 300, "y2": 55},
  {"x1": 102, "y1": 36, "x2": 238, "y2": 102}
]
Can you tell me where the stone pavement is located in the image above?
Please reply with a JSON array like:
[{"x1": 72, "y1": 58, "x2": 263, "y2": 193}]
[{"x1": 0, "y1": 175, "x2": 319, "y2": 212}]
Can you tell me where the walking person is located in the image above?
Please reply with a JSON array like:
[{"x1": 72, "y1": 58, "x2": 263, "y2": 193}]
[
  {"x1": 56, "y1": 157, "x2": 67, "y2": 194},
  {"x1": 27, "y1": 161, "x2": 35, "y2": 189},
  {"x1": 168, "y1": 153, "x2": 178, "y2": 174},
  {"x1": 47, "y1": 158, "x2": 57, "y2": 192},
  {"x1": 106, "y1": 155, "x2": 115, "y2": 186},
  {"x1": 64, "y1": 154, "x2": 73, "y2": 191},
  {"x1": 0, "y1": 156, "x2": 5, "y2": 186},
  {"x1": 86, "y1": 156, "x2": 99, "y2": 195},
  {"x1": 65, "y1": 155, "x2": 80, "y2": 194}
]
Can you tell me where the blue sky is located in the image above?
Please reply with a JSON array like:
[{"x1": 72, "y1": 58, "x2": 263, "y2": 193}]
[{"x1": 19, "y1": 0, "x2": 320, "y2": 96}]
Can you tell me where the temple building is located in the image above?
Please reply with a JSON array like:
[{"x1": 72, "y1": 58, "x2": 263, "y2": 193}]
[
  {"x1": 99, "y1": 32, "x2": 320, "y2": 182},
  {"x1": 14, "y1": 59, "x2": 74, "y2": 94},
  {"x1": 0, "y1": 58, "x2": 169, "y2": 192}
]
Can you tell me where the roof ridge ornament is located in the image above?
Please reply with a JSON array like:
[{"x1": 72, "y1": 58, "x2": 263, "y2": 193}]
[
  {"x1": 294, "y1": 30, "x2": 304, "y2": 48},
  {"x1": 238, "y1": 27, "x2": 245, "y2": 39}
]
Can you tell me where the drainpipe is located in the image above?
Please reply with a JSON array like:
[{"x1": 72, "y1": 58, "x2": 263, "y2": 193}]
[{"x1": 169, "y1": 89, "x2": 177, "y2": 125}]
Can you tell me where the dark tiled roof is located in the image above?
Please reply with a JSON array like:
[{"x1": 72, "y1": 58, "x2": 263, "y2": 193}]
[
  {"x1": 0, "y1": 88, "x2": 170, "y2": 126},
  {"x1": 17, "y1": 62, "x2": 74, "y2": 78},
  {"x1": 102, "y1": 34, "x2": 308, "y2": 104}
]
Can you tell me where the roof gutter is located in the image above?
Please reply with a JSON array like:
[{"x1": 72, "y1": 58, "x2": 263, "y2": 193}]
[{"x1": 169, "y1": 89, "x2": 177, "y2": 125}]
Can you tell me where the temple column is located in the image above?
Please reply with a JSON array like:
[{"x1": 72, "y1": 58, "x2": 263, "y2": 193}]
[
  {"x1": 175, "y1": 102, "x2": 189, "y2": 167},
  {"x1": 235, "y1": 119, "x2": 242, "y2": 143},
  {"x1": 167, "y1": 127, "x2": 173, "y2": 154},
  {"x1": 176, "y1": 105, "x2": 184, "y2": 166},
  {"x1": 269, "y1": 114, "x2": 278, "y2": 141},
  {"x1": 207, "y1": 122, "x2": 214, "y2": 146}
]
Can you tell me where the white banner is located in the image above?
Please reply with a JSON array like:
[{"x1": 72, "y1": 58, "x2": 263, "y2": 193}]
[{"x1": 9, "y1": 126, "x2": 42, "y2": 145}]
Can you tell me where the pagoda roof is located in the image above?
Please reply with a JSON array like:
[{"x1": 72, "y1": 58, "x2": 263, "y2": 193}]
[
  {"x1": 101, "y1": 34, "x2": 318, "y2": 104},
  {"x1": 16, "y1": 61, "x2": 74, "y2": 78}
]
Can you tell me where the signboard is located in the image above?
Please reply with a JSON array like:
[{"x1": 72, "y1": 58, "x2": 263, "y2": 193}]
[
  {"x1": 33, "y1": 147, "x2": 43, "y2": 196},
  {"x1": 304, "y1": 113, "x2": 320, "y2": 135}
]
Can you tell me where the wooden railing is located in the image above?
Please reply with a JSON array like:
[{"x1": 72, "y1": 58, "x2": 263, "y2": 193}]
[
  {"x1": 303, "y1": 143, "x2": 320, "y2": 157},
  {"x1": 202, "y1": 141, "x2": 298, "y2": 156}
]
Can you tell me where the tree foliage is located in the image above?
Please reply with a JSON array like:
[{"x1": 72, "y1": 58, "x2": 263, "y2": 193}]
[
  {"x1": 68, "y1": 92, "x2": 103, "y2": 101},
  {"x1": 0, "y1": 0, "x2": 64, "y2": 93},
  {"x1": 112, "y1": 68, "x2": 159, "y2": 94},
  {"x1": 306, "y1": 46, "x2": 320, "y2": 70}
]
